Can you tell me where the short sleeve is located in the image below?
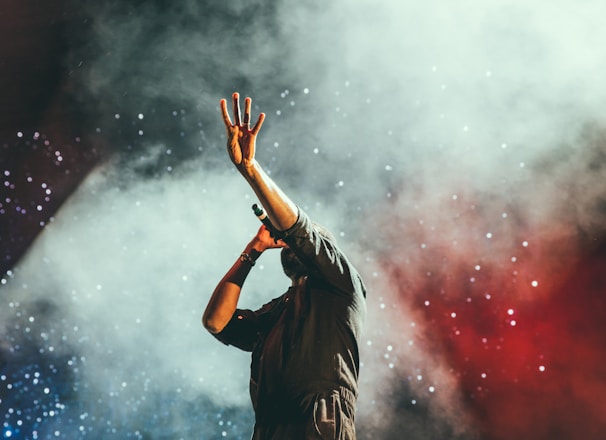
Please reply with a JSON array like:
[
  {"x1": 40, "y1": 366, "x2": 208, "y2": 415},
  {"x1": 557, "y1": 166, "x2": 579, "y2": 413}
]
[
  {"x1": 212, "y1": 309, "x2": 258, "y2": 352},
  {"x1": 281, "y1": 207, "x2": 366, "y2": 297}
]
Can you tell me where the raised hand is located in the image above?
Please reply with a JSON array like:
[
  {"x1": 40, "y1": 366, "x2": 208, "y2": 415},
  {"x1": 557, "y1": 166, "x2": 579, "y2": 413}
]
[{"x1": 220, "y1": 92, "x2": 265, "y2": 170}]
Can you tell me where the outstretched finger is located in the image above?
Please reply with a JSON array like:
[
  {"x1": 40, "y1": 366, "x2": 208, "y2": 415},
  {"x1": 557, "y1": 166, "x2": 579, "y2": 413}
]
[
  {"x1": 243, "y1": 97, "x2": 252, "y2": 127},
  {"x1": 232, "y1": 92, "x2": 242, "y2": 126},
  {"x1": 251, "y1": 112, "x2": 265, "y2": 135},
  {"x1": 220, "y1": 99, "x2": 232, "y2": 127}
]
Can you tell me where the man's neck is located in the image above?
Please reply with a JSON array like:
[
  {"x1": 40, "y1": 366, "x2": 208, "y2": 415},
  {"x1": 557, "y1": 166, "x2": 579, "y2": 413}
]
[{"x1": 291, "y1": 275, "x2": 307, "y2": 287}]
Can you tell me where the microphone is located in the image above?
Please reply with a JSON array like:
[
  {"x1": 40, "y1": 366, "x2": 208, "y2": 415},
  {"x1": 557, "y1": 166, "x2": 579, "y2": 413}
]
[{"x1": 252, "y1": 203, "x2": 282, "y2": 240}]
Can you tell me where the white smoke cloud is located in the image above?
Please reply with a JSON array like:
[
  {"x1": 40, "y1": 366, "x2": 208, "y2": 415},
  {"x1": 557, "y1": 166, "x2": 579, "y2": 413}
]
[
  {"x1": 2, "y1": 159, "x2": 295, "y2": 411},
  {"x1": 4, "y1": 0, "x2": 606, "y2": 437}
]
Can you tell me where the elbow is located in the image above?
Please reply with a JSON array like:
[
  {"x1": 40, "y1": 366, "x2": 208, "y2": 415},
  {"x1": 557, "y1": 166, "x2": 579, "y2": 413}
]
[{"x1": 202, "y1": 314, "x2": 223, "y2": 334}]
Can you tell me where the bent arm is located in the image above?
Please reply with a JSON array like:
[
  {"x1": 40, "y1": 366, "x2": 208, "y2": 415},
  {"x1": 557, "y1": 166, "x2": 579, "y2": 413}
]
[
  {"x1": 202, "y1": 245, "x2": 260, "y2": 334},
  {"x1": 203, "y1": 225, "x2": 283, "y2": 334}
]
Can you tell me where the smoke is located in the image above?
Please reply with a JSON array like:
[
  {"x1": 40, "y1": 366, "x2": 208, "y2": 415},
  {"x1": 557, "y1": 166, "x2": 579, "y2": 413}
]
[
  {"x1": 3, "y1": 0, "x2": 606, "y2": 438},
  {"x1": 1, "y1": 161, "x2": 289, "y2": 437}
]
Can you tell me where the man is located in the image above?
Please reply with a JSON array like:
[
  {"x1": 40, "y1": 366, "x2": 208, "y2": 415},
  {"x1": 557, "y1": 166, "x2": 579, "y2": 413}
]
[{"x1": 203, "y1": 93, "x2": 366, "y2": 439}]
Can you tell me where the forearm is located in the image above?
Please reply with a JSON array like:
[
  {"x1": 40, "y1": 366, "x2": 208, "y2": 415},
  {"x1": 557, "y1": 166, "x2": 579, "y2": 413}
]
[
  {"x1": 202, "y1": 245, "x2": 261, "y2": 334},
  {"x1": 240, "y1": 159, "x2": 298, "y2": 231}
]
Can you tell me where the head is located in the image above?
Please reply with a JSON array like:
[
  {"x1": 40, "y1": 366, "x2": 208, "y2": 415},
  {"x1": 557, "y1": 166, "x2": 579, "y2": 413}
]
[
  {"x1": 280, "y1": 222, "x2": 336, "y2": 282},
  {"x1": 280, "y1": 246, "x2": 308, "y2": 281}
]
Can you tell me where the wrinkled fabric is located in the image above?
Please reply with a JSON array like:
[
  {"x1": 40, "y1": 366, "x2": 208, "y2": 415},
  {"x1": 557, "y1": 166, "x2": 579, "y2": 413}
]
[{"x1": 214, "y1": 208, "x2": 366, "y2": 439}]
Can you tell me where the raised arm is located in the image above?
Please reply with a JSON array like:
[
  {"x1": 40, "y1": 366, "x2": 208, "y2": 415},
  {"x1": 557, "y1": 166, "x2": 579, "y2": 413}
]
[
  {"x1": 203, "y1": 93, "x2": 296, "y2": 334},
  {"x1": 220, "y1": 93, "x2": 298, "y2": 231}
]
